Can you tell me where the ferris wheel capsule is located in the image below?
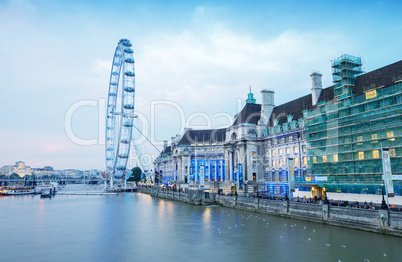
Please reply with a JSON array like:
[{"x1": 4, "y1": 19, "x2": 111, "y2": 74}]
[{"x1": 105, "y1": 39, "x2": 136, "y2": 182}]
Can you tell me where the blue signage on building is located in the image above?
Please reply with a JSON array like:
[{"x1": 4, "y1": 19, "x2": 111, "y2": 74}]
[
  {"x1": 190, "y1": 159, "x2": 195, "y2": 182},
  {"x1": 238, "y1": 164, "x2": 243, "y2": 188}
]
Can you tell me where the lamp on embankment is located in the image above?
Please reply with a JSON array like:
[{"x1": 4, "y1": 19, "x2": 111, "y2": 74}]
[{"x1": 323, "y1": 187, "x2": 329, "y2": 204}]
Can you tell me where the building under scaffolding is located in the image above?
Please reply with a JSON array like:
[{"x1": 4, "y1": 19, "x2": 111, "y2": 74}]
[
  {"x1": 305, "y1": 55, "x2": 402, "y2": 194},
  {"x1": 154, "y1": 54, "x2": 402, "y2": 196}
]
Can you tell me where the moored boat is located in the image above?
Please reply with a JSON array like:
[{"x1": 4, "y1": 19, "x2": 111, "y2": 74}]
[
  {"x1": 40, "y1": 192, "x2": 52, "y2": 198},
  {"x1": 0, "y1": 186, "x2": 36, "y2": 195},
  {"x1": 35, "y1": 182, "x2": 58, "y2": 195}
]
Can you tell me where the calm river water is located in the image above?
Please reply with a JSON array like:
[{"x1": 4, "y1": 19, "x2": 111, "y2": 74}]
[{"x1": 0, "y1": 193, "x2": 401, "y2": 262}]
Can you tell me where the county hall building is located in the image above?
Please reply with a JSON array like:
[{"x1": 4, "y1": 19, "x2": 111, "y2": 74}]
[{"x1": 154, "y1": 55, "x2": 402, "y2": 196}]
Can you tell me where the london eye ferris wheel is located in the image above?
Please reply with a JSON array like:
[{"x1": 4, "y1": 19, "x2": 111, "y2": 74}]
[{"x1": 105, "y1": 39, "x2": 136, "y2": 185}]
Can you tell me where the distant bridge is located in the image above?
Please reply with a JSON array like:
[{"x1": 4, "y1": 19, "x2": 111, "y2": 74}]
[{"x1": 0, "y1": 178, "x2": 105, "y2": 185}]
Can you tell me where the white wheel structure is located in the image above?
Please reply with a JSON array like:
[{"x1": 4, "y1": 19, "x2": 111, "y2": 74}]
[{"x1": 105, "y1": 39, "x2": 135, "y2": 185}]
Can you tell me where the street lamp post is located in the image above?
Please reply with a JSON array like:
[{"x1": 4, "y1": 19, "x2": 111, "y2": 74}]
[
  {"x1": 297, "y1": 132, "x2": 302, "y2": 177},
  {"x1": 235, "y1": 167, "x2": 238, "y2": 196},
  {"x1": 380, "y1": 183, "x2": 388, "y2": 210}
]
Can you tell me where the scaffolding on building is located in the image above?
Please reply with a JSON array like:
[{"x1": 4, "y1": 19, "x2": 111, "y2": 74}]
[
  {"x1": 305, "y1": 55, "x2": 402, "y2": 194},
  {"x1": 332, "y1": 55, "x2": 363, "y2": 100}
]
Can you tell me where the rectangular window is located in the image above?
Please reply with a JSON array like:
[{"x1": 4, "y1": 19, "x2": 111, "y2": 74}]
[
  {"x1": 272, "y1": 149, "x2": 275, "y2": 156},
  {"x1": 279, "y1": 159, "x2": 283, "y2": 167},
  {"x1": 252, "y1": 151, "x2": 256, "y2": 158},
  {"x1": 357, "y1": 136, "x2": 363, "y2": 142},
  {"x1": 294, "y1": 157, "x2": 299, "y2": 166},
  {"x1": 345, "y1": 153, "x2": 351, "y2": 161},
  {"x1": 294, "y1": 146, "x2": 298, "y2": 154},
  {"x1": 286, "y1": 158, "x2": 288, "y2": 166},
  {"x1": 323, "y1": 155, "x2": 327, "y2": 162},
  {"x1": 390, "y1": 96, "x2": 397, "y2": 105},
  {"x1": 252, "y1": 161, "x2": 256, "y2": 169},
  {"x1": 333, "y1": 154, "x2": 338, "y2": 162},
  {"x1": 303, "y1": 157, "x2": 307, "y2": 166},
  {"x1": 387, "y1": 131, "x2": 395, "y2": 141},
  {"x1": 266, "y1": 150, "x2": 269, "y2": 157},
  {"x1": 272, "y1": 160, "x2": 276, "y2": 168},
  {"x1": 313, "y1": 157, "x2": 317, "y2": 163},
  {"x1": 358, "y1": 151, "x2": 365, "y2": 160},
  {"x1": 279, "y1": 149, "x2": 282, "y2": 155},
  {"x1": 390, "y1": 148, "x2": 396, "y2": 157},
  {"x1": 372, "y1": 150, "x2": 380, "y2": 159},
  {"x1": 371, "y1": 133, "x2": 378, "y2": 140},
  {"x1": 286, "y1": 147, "x2": 290, "y2": 154},
  {"x1": 302, "y1": 145, "x2": 307, "y2": 153}
]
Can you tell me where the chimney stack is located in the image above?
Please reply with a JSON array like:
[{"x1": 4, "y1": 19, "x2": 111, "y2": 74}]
[
  {"x1": 311, "y1": 71, "x2": 323, "y2": 106},
  {"x1": 258, "y1": 89, "x2": 275, "y2": 126}
]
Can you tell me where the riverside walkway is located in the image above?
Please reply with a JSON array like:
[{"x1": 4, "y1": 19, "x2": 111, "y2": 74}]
[
  {"x1": 140, "y1": 186, "x2": 402, "y2": 236},
  {"x1": 293, "y1": 190, "x2": 402, "y2": 206}
]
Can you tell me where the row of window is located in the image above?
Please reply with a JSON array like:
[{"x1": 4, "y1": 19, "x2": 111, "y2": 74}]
[
  {"x1": 250, "y1": 145, "x2": 307, "y2": 159},
  {"x1": 357, "y1": 131, "x2": 395, "y2": 142},
  {"x1": 271, "y1": 157, "x2": 308, "y2": 168},
  {"x1": 311, "y1": 148, "x2": 397, "y2": 163},
  {"x1": 265, "y1": 133, "x2": 306, "y2": 146},
  {"x1": 310, "y1": 94, "x2": 399, "y2": 122},
  {"x1": 267, "y1": 145, "x2": 307, "y2": 157},
  {"x1": 192, "y1": 147, "x2": 223, "y2": 151},
  {"x1": 307, "y1": 108, "x2": 400, "y2": 139},
  {"x1": 309, "y1": 130, "x2": 397, "y2": 149},
  {"x1": 247, "y1": 156, "x2": 309, "y2": 169}
]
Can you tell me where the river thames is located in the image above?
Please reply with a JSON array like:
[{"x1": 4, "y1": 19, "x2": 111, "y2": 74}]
[{"x1": 0, "y1": 193, "x2": 400, "y2": 261}]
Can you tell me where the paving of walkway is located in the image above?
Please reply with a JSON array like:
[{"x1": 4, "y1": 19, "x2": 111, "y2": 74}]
[{"x1": 293, "y1": 190, "x2": 402, "y2": 205}]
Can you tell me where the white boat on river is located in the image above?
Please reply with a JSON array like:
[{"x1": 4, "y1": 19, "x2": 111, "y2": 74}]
[{"x1": 0, "y1": 186, "x2": 36, "y2": 195}]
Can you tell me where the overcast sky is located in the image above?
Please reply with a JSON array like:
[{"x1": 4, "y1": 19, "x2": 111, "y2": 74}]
[{"x1": 1, "y1": 0, "x2": 401, "y2": 170}]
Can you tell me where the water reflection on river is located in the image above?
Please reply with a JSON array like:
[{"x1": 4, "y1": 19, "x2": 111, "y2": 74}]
[{"x1": 0, "y1": 193, "x2": 400, "y2": 261}]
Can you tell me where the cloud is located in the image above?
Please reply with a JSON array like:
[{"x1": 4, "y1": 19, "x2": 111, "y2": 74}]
[
  {"x1": 92, "y1": 58, "x2": 111, "y2": 75},
  {"x1": 136, "y1": 23, "x2": 350, "y2": 134},
  {"x1": 45, "y1": 144, "x2": 67, "y2": 152},
  {"x1": 0, "y1": 3, "x2": 364, "y2": 170},
  {"x1": 194, "y1": 6, "x2": 205, "y2": 16}
]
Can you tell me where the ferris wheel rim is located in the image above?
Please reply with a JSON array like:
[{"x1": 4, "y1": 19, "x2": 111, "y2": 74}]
[{"x1": 105, "y1": 38, "x2": 136, "y2": 181}]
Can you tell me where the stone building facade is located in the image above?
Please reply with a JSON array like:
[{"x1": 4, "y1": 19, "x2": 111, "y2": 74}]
[
  {"x1": 154, "y1": 55, "x2": 402, "y2": 196},
  {"x1": 155, "y1": 86, "x2": 311, "y2": 195}
]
